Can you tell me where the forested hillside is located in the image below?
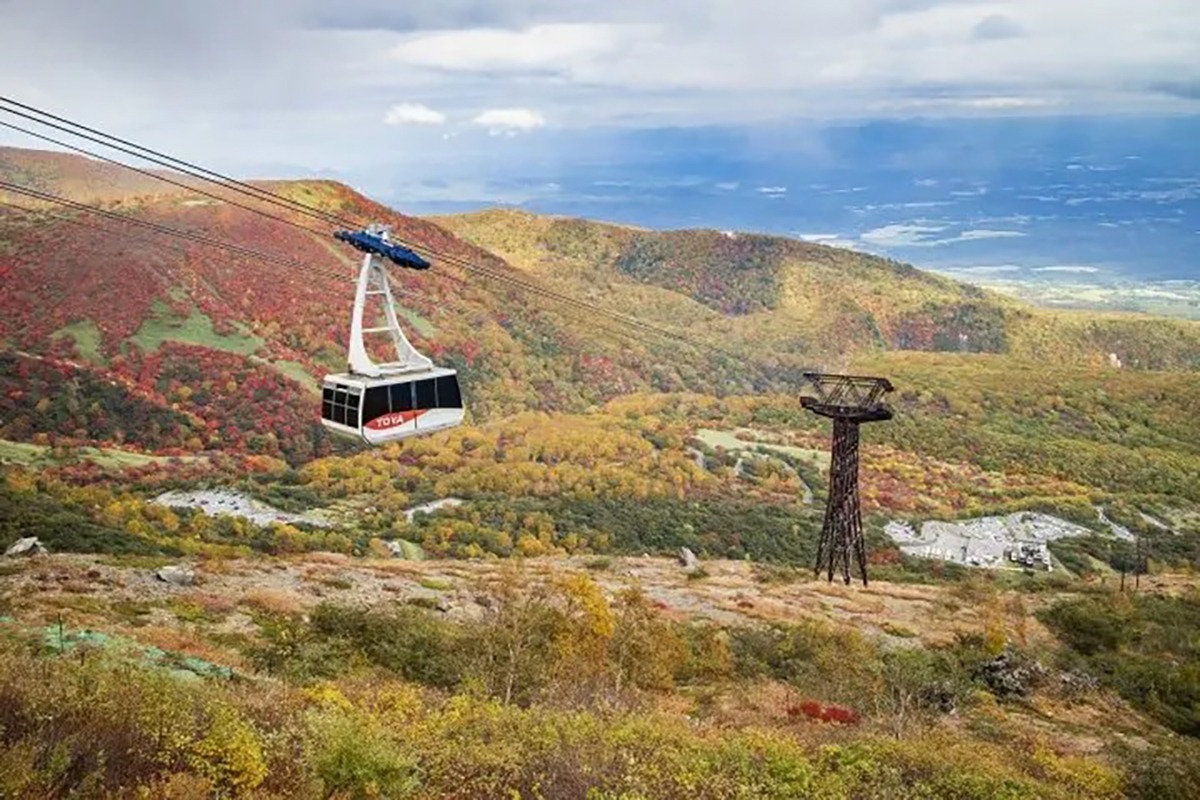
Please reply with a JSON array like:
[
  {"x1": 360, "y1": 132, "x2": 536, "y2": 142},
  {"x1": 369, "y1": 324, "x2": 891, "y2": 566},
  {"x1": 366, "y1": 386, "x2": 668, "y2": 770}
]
[
  {"x1": 2, "y1": 145, "x2": 1199, "y2": 543},
  {"x1": 434, "y1": 208, "x2": 1200, "y2": 370},
  {"x1": 0, "y1": 147, "x2": 773, "y2": 462}
]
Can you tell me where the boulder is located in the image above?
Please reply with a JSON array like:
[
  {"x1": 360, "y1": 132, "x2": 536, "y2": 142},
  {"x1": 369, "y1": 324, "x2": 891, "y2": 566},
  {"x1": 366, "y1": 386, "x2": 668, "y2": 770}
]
[
  {"x1": 1058, "y1": 669, "x2": 1101, "y2": 695},
  {"x1": 979, "y1": 650, "x2": 1046, "y2": 698},
  {"x1": 436, "y1": 596, "x2": 453, "y2": 613},
  {"x1": 4, "y1": 537, "x2": 47, "y2": 557},
  {"x1": 678, "y1": 547, "x2": 700, "y2": 570},
  {"x1": 155, "y1": 565, "x2": 196, "y2": 586}
]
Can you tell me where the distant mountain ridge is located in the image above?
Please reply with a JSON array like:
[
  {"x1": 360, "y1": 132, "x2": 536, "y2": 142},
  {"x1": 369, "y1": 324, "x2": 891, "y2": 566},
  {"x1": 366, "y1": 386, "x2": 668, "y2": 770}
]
[
  {"x1": 2, "y1": 145, "x2": 1199, "y2": 462},
  {"x1": 430, "y1": 208, "x2": 1200, "y2": 369}
]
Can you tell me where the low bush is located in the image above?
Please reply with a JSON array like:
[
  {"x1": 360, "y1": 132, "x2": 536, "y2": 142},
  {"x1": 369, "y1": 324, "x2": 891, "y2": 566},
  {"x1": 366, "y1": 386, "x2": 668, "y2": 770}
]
[
  {"x1": 1039, "y1": 592, "x2": 1200, "y2": 736},
  {"x1": 0, "y1": 623, "x2": 1138, "y2": 799}
]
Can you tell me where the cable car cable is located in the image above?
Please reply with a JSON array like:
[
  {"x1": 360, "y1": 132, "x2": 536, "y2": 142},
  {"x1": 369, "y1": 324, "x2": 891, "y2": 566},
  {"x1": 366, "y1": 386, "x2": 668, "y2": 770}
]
[
  {"x1": 0, "y1": 179, "x2": 704, "y2": 353},
  {"x1": 0, "y1": 181, "x2": 347, "y2": 279},
  {"x1": 0, "y1": 95, "x2": 364, "y2": 230},
  {"x1": 0, "y1": 179, "x2": 669, "y2": 355},
  {"x1": 0, "y1": 103, "x2": 763, "y2": 371},
  {"x1": 0, "y1": 118, "x2": 334, "y2": 238},
  {"x1": 0, "y1": 102, "x2": 738, "y2": 356},
  {"x1": 0, "y1": 104, "x2": 733, "y2": 358},
  {"x1": 2, "y1": 191, "x2": 763, "y2": 394}
]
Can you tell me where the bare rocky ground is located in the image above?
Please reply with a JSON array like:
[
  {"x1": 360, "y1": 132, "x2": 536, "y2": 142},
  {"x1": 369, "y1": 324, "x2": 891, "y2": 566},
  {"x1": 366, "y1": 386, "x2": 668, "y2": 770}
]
[
  {"x1": 3, "y1": 551, "x2": 1191, "y2": 758},
  {"x1": 7, "y1": 552, "x2": 1193, "y2": 652}
]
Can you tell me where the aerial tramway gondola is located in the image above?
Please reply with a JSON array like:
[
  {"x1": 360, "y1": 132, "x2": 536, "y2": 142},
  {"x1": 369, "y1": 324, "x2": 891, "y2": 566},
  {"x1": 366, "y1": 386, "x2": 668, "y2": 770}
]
[{"x1": 320, "y1": 225, "x2": 464, "y2": 445}]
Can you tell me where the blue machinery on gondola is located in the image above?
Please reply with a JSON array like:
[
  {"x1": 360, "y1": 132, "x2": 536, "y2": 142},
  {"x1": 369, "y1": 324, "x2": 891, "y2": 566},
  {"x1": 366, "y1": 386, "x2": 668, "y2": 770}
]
[
  {"x1": 333, "y1": 229, "x2": 431, "y2": 270},
  {"x1": 320, "y1": 224, "x2": 463, "y2": 445}
]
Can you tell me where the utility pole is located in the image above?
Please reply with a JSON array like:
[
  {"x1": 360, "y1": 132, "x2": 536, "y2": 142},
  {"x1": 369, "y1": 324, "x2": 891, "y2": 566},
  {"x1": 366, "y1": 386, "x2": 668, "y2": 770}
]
[
  {"x1": 802, "y1": 373, "x2": 894, "y2": 586},
  {"x1": 1135, "y1": 533, "x2": 1145, "y2": 591}
]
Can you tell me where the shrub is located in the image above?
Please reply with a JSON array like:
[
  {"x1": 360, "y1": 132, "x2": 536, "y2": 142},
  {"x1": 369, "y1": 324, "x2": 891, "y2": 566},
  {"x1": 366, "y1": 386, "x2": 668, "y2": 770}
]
[
  {"x1": 249, "y1": 612, "x2": 353, "y2": 682},
  {"x1": 0, "y1": 635, "x2": 1141, "y2": 799},
  {"x1": 0, "y1": 646, "x2": 268, "y2": 796},
  {"x1": 1040, "y1": 593, "x2": 1200, "y2": 735},
  {"x1": 309, "y1": 604, "x2": 465, "y2": 688},
  {"x1": 309, "y1": 710, "x2": 420, "y2": 799}
]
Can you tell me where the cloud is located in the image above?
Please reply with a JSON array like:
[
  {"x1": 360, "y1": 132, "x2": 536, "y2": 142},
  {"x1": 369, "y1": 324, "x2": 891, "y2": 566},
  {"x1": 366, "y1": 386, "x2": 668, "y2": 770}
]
[
  {"x1": 948, "y1": 265, "x2": 1025, "y2": 274},
  {"x1": 384, "y1": 103, "x2": 446, "y2": 125},
  {"x1": 757, "y1": 186, "x2": 788, "y2": 194},
  {"x1": 972, "y1": 14, "x2": 1025, "y2": 41},
  {"x1": 389, "y1": 23, "x2": 628, "y2": 72},
  {"x1": 472, "y1": 108, "x2": 546, "y2": 135},
  {"x1": 873, "y1": 96, "x2": 1059, "y2": 113},
  {"x1": 1147, "y1": 80, "x2": 1200, "y2": 100},
  {"x1": 860, "y1": 223, "x2": 948, "y2": 246},
  {"x1": 860, "y1": 224, "x2": 1027, "y2": 247},
  {"x1": 954, "y1": 229, "x2": 1026, "y2": 242},
  {"x1": 961, "y1": 96, "x2": 1055, "y2": 110},
  {"x1": 1032, "y1": 265, "x2": 1102, "y2": 273},
  {"x1": 797, "y1": 233, "x2": 863, "y2": 250},
  {"x1": 3, "y1": 0, "x2": 1199, "y2": 145},
  {"x1": 852, "y1": 200, "x2": 955, "y2": 211}
]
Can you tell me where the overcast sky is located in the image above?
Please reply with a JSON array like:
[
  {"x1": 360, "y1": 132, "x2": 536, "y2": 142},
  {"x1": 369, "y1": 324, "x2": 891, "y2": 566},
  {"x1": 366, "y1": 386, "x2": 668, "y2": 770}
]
[{"x1": 0, "y1": 0, "x2": 1197, "y2": 206}]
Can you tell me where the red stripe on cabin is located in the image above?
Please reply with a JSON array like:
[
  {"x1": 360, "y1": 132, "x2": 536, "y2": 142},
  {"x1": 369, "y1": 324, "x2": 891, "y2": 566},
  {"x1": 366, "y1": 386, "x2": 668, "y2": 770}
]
[{"x1": 364, "y1": 409, "x2": 429, "y2": 430}]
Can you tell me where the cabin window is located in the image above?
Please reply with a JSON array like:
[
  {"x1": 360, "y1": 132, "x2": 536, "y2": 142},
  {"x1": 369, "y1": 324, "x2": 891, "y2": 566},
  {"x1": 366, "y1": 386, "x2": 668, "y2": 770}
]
[
  {"x1": 321, "y1": 387, "x2": 334, "y2": 420},
  {"x1": 390, "y1": 383, "x2": 414, "y2": 412},
  {"x1": 436, "y1": 375, "x2": 462, "y2": 409},
  {"x1": 415, "y1": 378, "x2": 436, "y2": 409},
  {"x1": 324, "y1": 385, "x2": 361, "y2": 426},
  {"x1": 363, "y1": 387, "x2": 390, "y2": 423}
]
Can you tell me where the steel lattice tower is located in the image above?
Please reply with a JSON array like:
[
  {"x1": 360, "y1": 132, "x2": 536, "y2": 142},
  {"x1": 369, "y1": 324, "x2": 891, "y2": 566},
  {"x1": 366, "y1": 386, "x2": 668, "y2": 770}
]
[{"x1": 802, "y1": 373, "x2": 895, "y2": 586}]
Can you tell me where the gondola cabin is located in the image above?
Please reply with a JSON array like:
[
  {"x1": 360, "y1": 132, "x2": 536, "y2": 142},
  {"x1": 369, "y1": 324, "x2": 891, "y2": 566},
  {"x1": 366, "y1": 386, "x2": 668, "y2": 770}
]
[
  {"x1": 324, "y1": 223, "x2": 466, "y2": 446},
  {"x1": 321, "y1": 367, "x2": 464, "y2": 446}
]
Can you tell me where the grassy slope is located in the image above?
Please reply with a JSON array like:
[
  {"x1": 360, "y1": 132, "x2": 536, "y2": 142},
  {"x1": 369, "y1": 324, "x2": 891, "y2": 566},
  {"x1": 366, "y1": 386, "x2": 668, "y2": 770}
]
[
  {"x1": 50, "y1": 320, "x2": 104, "y2": 364},
  {"x1": 0, "y1": 438, "x2": 198, "y2": 469},
  {"x1": 130, "y1": 301, "x2": 263, "y2": 355}
]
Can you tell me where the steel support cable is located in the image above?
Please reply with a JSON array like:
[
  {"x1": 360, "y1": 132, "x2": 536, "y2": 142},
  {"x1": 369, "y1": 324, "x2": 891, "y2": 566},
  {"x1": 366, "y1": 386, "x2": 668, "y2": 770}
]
[
  {"x1": 0, "y1": 102, "x2": 736, "y2": 353},
  {"x1": 447, "y1": 260, "x2": 723, "y2": 356},
  {"x1": 1, "y1": 178, "x2": 715, "y2": 355},
  {"x1": 0, "y1": 118, "x2": 333, "y2": 238},
  {"x1": 0, "y1": 102, "x2": 760, "y2": 370},
  {"x1": 422, "y1": 245, "x2": 753, "y2": 364},
  {"x1": 0, "y1": 182, "x2": 351, "y2": 283},
  {"x1": 0, "y1": 95, "x2": 365, "y2": 230},
  {"x1": 0, "y1": 103, "x2": 734, "y2": 355},
  {"x1": 0, "y1": 179, "x2": 684, "y2": 353},
  {"x1": 0, "y1": 198, "x2": 358, "y2": 367},
  {"x1": 0, "y1": 197, "x2": 188, "y2": 297},
  {"x1": 0, "y1": 197, "x2": 185, "y2": 256},
  {"x1": 425, "y1": 264, "x2": 690, "y2": 356},
  {"x1": 2, "y1": 193, "x2": 764, "y2": 393}
]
